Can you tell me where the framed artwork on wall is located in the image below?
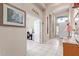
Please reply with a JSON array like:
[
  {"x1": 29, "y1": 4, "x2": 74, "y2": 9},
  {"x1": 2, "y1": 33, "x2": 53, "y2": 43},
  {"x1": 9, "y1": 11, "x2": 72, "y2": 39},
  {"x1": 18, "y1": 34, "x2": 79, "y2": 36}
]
[
  {"x1": 3, "y1": 4, "x2": 26, "y2": 27},
  {"x1": 47, "y1": 16, "x2": 48, "y2": 34}
]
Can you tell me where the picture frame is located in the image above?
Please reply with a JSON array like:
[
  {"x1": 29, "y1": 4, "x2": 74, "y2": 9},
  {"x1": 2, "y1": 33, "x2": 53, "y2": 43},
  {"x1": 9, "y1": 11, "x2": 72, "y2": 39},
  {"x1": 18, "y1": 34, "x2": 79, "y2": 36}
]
[
  {"x1": 47, "y1": 16, "x2": 48, "y2": 34},
  {"x1": 3, "y1": 4, "x2": 26, "y2": 27}
]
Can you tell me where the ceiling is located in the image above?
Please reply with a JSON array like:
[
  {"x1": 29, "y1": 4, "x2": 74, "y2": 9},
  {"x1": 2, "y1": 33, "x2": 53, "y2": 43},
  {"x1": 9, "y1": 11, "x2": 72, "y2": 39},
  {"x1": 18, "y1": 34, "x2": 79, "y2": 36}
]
[
  {"x1": 33, "y1": 3, "x2": 46, "y2": 11},
  {"x1": 33, "y1": 3, "x2": 73, "y2": 15},
  {"x1": 34, "y1": 3, "x2": 62, "y2": 10}
]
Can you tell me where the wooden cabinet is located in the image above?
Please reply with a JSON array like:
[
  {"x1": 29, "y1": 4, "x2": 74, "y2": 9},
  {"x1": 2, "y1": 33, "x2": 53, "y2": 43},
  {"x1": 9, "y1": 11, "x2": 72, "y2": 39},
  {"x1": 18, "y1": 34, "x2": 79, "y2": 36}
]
[{"x1": 63, "y1": 43, "x2": 79, "y2": 56}]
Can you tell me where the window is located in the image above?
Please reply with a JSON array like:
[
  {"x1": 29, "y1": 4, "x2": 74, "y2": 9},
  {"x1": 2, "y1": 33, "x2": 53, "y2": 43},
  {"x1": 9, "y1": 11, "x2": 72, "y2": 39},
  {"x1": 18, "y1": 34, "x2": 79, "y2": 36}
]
[{"x1": 57, "y1": 17, "x2": 68, "y2": 23}]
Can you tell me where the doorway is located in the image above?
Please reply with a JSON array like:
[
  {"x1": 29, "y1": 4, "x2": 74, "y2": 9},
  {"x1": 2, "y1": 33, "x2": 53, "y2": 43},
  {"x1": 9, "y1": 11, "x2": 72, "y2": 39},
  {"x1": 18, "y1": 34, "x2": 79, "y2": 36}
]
[
  {"x1": 56, "y1": 16, "x2": 68, "y2": 38},
  {"x1": 26, "y1": 13, "x2": 42, "y2": 54},
  {"x1": 26, "y1": 13, "x2": 42, "y2": 42}
]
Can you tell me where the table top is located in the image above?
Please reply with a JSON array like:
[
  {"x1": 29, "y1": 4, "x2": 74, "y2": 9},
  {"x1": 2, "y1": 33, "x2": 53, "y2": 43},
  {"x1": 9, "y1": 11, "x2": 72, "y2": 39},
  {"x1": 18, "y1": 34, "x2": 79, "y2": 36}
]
[{"x1": 63, "y1": 37, "x2": 79, "y2": 45}]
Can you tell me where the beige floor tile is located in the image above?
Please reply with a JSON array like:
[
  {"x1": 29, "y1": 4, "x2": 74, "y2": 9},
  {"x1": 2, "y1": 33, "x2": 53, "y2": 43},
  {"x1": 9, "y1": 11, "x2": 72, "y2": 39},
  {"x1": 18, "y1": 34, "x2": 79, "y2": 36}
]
[{"x1": 26, "y1": 38, "x2": 63, "y2": 56}]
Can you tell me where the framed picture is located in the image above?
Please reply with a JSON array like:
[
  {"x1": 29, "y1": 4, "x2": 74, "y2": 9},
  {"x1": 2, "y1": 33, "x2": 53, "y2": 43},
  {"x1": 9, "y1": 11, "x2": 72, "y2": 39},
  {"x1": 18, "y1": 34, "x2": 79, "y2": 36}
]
[
  {"x1": 47, "y1": 16, "x2": 48, "y2": 34},
  {"x1": 3, "y1": 4, "x2": 26, "y2": 27}
]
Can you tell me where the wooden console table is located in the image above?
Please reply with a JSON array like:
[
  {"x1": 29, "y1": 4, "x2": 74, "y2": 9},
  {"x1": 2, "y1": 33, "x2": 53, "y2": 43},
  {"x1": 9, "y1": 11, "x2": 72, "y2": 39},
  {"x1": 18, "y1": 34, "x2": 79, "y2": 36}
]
[{"x1": 63, "y1": 43, "x2": 79, "y2": 56}]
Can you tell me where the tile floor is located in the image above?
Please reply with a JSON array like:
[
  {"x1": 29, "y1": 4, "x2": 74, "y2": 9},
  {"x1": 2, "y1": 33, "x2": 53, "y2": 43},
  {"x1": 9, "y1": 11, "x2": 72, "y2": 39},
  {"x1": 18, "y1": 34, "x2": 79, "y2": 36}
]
[{"x1": 26, "y1": 38, "x2": 63, "y2": 56}]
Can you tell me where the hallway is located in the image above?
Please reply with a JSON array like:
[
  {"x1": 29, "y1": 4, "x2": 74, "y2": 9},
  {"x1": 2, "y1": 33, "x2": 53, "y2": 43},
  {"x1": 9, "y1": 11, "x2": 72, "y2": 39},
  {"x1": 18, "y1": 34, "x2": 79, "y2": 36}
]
[
  {"x1": 26, "y1": 38, "x2": 63, "y2": 56},
  {"x1": 0, "y1": 3, "x2": 79, "y2": 56}
]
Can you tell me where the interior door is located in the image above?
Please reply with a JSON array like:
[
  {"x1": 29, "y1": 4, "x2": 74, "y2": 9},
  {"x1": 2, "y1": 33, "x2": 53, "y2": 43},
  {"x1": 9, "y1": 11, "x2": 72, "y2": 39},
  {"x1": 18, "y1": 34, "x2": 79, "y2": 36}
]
[{"x1": 33, "y1": 19, "x2": 41, "y2": 43}]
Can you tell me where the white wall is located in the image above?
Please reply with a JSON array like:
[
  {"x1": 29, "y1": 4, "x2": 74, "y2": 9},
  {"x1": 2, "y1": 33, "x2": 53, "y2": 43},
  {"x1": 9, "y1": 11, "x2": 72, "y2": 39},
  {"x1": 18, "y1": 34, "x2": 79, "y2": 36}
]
[
  {"x1": 0, "y1": 3, "x2": 42, "y2": 56},
  {"x1": 42, "y1": 8, "x2": 56, "y2": 43},
  {"x1": 0, "y1": 26, "x2": 26, "y2": 56}
]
